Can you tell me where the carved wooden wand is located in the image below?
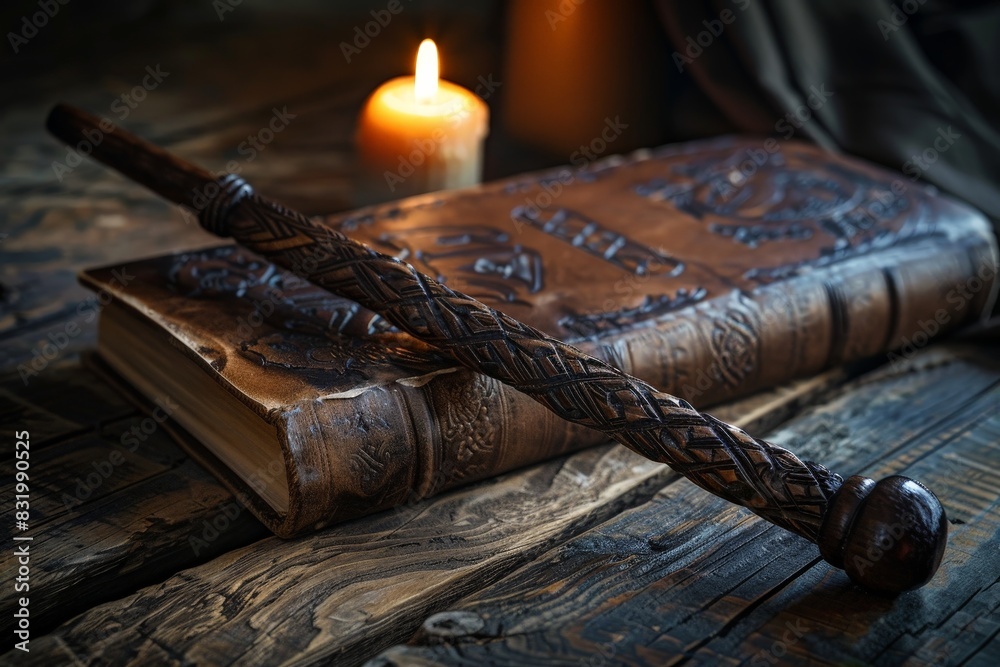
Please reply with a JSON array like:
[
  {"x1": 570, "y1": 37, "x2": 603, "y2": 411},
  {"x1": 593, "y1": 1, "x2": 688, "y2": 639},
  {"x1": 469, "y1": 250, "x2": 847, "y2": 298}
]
[{"x1": 47, "y1": 103, "x2": 948, "y2": 593}]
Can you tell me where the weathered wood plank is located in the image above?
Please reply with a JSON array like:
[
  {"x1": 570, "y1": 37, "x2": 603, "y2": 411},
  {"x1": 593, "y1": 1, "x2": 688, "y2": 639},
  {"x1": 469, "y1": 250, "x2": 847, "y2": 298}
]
[
  {"x1": 0, "y1": 388, "x2": 82, "y2": 448},
  {"x1": 5, "y1": 447, "x2": 665, "y2": 667},
  {"x1": 0, "y1": 363, "x2": 136, "y2": 448},
  {"x1": 0, "y1": 360, "x2": 269, "y2": 640},
  {"x1": 683, "y1": 394, "x2": 1000, "y2": 667},
  {"x1": 14, "y1": 363, "x2": 136, "y2": 427},
  {"x1": 0, "y1": 409, "x2": 200, "y2": 538},
  {"x1": 369, "y1": 345, "x2": 1000, "y2": 667},
  {"x1": 3, "y1": 370, "x2": 850, "y2": 667},
  {"x1": 964, "y1": 628, "x2": 1000, "y2": 667},
  {"x1": 0, "y1": 459, "x2": 269, "y2": 642}
]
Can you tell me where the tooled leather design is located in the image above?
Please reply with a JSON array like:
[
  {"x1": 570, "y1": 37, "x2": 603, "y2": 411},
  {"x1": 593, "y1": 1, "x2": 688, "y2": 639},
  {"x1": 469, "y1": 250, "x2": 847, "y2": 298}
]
[
  {"x1": 635, "y1": 145, "x2": 911, "y2": 249},
  {"x1": 428, "y1": 373, "x2": 500, "y2": 492},
  {"x1": 202, "y1": 190, "x2": 845, "y2": 542},
  {"x1": 345, "y1": 410, "x2": 398, "y2": 493},
  {"x1": 166, "y1": 246, "x2": 450, "y2": 390},
  {"x1": 708, "y1": 296, "x2": 759, "y2": 390},
  {"x1": 326, "y1": 199, "x2": 704, "y2": 337},
  {"x1": 510, "y1": 206, "x2": 686, "y2": 278},
  {"x1": 373, "y1": 225, "x2": 545, "y2": 307},
  {"x1": 557, "y1": 289, "x2": 707, "y2": 339}
]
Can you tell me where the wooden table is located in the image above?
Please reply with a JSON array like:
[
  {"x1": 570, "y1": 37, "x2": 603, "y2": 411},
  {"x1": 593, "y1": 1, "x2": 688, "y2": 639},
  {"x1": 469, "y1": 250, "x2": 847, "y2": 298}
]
[{"x1": 2, "y1": 9, "x2": 998, "y2": 666}]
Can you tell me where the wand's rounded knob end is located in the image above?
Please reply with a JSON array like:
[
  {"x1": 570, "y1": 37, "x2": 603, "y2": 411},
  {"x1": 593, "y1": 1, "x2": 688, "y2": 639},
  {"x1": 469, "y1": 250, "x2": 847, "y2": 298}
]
[{"x1": 818, "y1": 475, "x2": 947, "y2": 593}]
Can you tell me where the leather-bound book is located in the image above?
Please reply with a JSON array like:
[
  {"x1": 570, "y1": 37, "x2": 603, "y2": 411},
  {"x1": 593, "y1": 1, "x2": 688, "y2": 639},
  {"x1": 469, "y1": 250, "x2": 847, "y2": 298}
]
[{"x1": 80, "y1": 137, "x2": 998, "y2": 537}]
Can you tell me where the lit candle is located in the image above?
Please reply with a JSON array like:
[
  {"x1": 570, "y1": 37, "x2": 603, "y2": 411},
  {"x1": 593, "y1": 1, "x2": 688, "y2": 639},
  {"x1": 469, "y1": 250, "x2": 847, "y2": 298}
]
[{"x1": 356, "y1": 39, "x2": 489, "y2": 204}]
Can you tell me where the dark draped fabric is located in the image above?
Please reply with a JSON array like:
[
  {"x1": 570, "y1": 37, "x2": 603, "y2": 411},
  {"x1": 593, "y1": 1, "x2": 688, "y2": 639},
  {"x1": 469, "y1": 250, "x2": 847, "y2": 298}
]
[{"x1": 653, "y1": 0, "x2": 1000, "y2": 233}]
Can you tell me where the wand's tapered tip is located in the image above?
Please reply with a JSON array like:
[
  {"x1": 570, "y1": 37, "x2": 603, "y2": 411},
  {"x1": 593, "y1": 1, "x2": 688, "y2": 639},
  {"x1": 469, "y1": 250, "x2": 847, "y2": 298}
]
[{"x1": 818, "y1": 475, "x2": 948, "y2": 593}]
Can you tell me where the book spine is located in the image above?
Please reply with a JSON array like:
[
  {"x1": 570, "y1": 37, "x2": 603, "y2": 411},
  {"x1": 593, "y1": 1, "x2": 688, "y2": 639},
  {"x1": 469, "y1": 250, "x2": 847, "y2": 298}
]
[
  {"x1": 585, "y1": 234, "x2": 997, "y2": 408},
  {"x1": 274, "y1": 369, "x2": 609, "y2": 537}
]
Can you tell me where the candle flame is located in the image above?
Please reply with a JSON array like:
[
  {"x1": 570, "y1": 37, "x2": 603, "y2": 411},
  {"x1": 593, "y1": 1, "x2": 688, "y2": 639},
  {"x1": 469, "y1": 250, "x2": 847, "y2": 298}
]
[{"x1": 414, "y1": 39, "x2": 439, "y2": 103}]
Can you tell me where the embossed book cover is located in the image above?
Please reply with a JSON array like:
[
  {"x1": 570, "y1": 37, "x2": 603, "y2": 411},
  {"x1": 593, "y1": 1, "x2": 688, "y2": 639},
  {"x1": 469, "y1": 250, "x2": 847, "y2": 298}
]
[{"x1": 80, "y1": 137, "x2": 997, "y2": 537}]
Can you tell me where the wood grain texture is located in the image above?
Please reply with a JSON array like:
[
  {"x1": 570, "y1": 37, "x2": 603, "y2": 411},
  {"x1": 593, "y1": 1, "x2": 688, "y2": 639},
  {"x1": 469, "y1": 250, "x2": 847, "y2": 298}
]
[
  {"x1": 2, "y1": 372, "x2": 846, "y2": 667},
  {"x1": 0, "y1": 460, "x2": 269, "y2": 641},
  {"x1": 0, "y1": 364, "x2": 268, "y2": 640},
  {"x1": 371, "y1": 344, "x2": 1000, "y2": 667},
  {"x1": 685, "y1": 404, "x2": 1000, "y2": 666},
  {"x1": 0, "y1": 364, "x2": 134, "y2": 448}
]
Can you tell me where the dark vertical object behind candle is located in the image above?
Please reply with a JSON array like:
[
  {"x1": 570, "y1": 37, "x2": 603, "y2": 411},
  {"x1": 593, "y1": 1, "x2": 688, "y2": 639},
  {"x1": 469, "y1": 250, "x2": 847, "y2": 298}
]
[{"x1": 45, "y1": 103, "x2": 949, "y2": 594}]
